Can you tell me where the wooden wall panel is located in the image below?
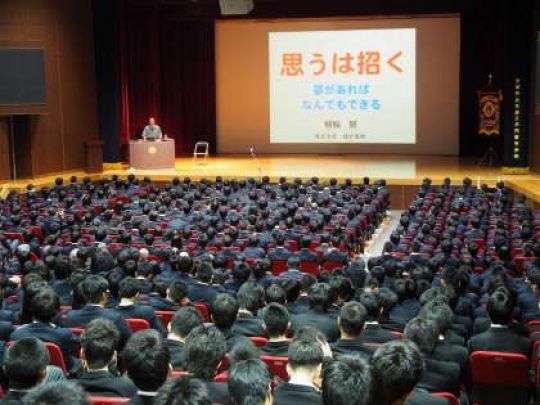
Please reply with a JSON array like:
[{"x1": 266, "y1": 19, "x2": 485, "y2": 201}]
[{"x1": 0, "y1": 0, "x2": 98, "y2": 177}]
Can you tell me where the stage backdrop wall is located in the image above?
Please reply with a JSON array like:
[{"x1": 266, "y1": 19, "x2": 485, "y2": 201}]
[{"x1": 216, "y1": 16, "x2": 460, "y2": 155}]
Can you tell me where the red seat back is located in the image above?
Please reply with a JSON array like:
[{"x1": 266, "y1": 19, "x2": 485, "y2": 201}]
[
  {"x1": 125, "y1": 318, "x2": 151, "y2": 333},
  {"x1": 8, "y1": 341, "x2": 68, "y2": 374},
  {"x1": 89, "y1": 397, "x2": 129, "y2": 405},
  {"x1": 195, "y1": 303, "x2": 211, "y2": 322},
  {"x1": 156, "y1": 310, "x2": 176, "y2": 328},
  {"x1": 431, "y1": 392, "x2": 459, "y2": 405},
  {"x1": 260, "y1": 355, "x2": 289, "y2": 381},
  {"x1": 470, "y1": 351, "x2": 529, "y2": 387},
  {"x1": 299, "y1": 261, "x2": 319, "y2": 277},
  {"x1": 249, "y1": 336, "x2": 269, "y2": 347},
  {"x1": 322, "y1": 261, "x2": 344, "y2": 272},
  {"x1": 170, "y1": 370, "x2": 189, "y2": 377},
  {"x1": 271, "y1": 260, "x2": 288, "y2": 276}
]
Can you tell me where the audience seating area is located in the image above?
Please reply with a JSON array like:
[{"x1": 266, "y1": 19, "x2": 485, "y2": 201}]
[{"x1": 0, "y1": 175, "x2": 537, "y2": 405}]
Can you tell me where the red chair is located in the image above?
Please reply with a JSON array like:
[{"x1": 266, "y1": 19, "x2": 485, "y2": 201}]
[
  {"x1": 249, "y1": 336, "x2": 269, "y2": 347},
  {"x1": 4, "y1": 232, "x2": 24, "y2": 242},
  {"x1": 469, "y1": 351, "x2": 529, "y2": 404},
  {"x1": 271, "y1": 260, "x2": 288, "y2": 276},
  {"x1": 431, "y1": 392, "x2": 459, "y2": 405},
  {"x1": 299, "y1": 261, "x2": 319, "y2": 277},
  {"x1": 89, "y1": 397, "x2": 129, "y2": 405},
  {"x1": 156, "y1": 310, "x2": 176, "y2": 328},
  {"x1": 390, "y1": 331, "x2": 403, "y2": 340},
  {"x1": 125, "y1": 318, "x2": 151, "y2": 333},
  {"x1": 260, "y1": 355, "x2": 289, "y2": 381},
  {"x1": 195, "y1": 303, "x2": 211, "y2": 322},
  {"x1": 322, "y1": 260, "x2": 345, "y2": 272},
  {"x1": 214, "y1": 373, "x2": 228, "y2": 383},
  {"x1": 514, "y1": 256, "x2": 535, "y2": 270}
]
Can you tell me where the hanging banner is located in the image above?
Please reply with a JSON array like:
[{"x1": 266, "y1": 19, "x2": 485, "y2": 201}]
[{"x1": 478, "y1": 79, "x2": 502, "y2": 136}]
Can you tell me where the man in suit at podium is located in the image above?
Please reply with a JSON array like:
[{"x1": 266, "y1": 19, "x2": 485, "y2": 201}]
[{"x1": 141, "y1": 117, "x2": 162, "y2": 141}]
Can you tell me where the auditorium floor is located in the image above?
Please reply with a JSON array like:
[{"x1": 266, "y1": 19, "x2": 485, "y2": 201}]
[{"x1": 1, "y1": 154, "x2": 540, "y2": 203}]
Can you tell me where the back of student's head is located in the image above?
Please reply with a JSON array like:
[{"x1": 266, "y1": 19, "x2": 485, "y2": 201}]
[
  {"x1": 184, "y1": 324, "x2": 226, "y2": 380},
  {"x1": 322, "y1": 353, "x2": 371, "y2": 405},
  {"x1": 5, "y1": 336, "x2": 49, "y2": 389},
  {"x1": 392, "y1": 278, "x2": 416, "y2": 302},
  {"x1": 262, "y1": 302, "x2": 290, "y2": 338},
  {"x1": 169, "y1": 280, "x2": 189, "y2": 303},
  {"x1": 308, "y1": 283, "x2": 332, "y2": 312},
  {"x1": 81, "y1": 318, "x2": 120, "y2": 369},
  {"x1": 119, "y1": 276, "x2": 140, "y2": 299},
  {"x1": 154, "y1": 377, "x2": 212, "y2": 405},
  {"x1": 23, "y1": 380, "x2": 87, "y2": 405},
  {"x1": 419, "y1": 300, "x2": 453, "y2": 335},
  {"x1": 229, "y1": 359, "x2": 272, "y2": 405},
  {"x1": 170, "y1": 306, "x2": 204, "y2": 339},
  {"x1": 288, "y1": 338, "x2": 324, "y2": 371},
  {"x1": 487, "y1": 290, "x2": 514, "y2": 325},
  {"x1": 237, "y1": 281, "x2": 265, "y2": 314},
  {"x1": 338, "y1": 301, "x2": 367, "y2": 338},
  {"x1": 31, "y1": 287, "x2": 59, "y2": 322},
  {"x1": 403, "y1": 316, "x2": 437, "y2": 354},
  {"x1": 265, "y1": 284, "x2": 286, "y2": 305},
  {"x1": 229, "y1": 339, "x2": 260, "y2": 367},
  {"x1": 122, "y1": 329, "x2": 170, "y2": 392},
  {"x1": 370, "y1": 340, "x2": 424, "y2": 405},
  {"x1": 210, "y1": 293, "x2": 239, "y2": 330},
  {"x1": 79, "y1": 274, "x2": 109, "y2": 304}
]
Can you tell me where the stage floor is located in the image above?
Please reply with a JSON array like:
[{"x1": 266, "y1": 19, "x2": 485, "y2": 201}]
[{"x1": 2, "y1": 154, "x2": 540, "y2": 202}]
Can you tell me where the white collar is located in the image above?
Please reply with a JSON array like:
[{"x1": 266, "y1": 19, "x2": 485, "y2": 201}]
[
  {"x1": 137, "y1": 390, "x2": 158, "y2": 397},
  {"x1": 490, "y1": 323, "x2": 507, "y2": 329}
]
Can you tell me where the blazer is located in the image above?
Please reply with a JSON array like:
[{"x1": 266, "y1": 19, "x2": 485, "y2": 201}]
[
  {"x1": 188, "y1": 282, "x2": 219, "y2": 306},
  {"x1": 331, "y1": 338, "x2": 375, "y2": 358},
  {"x1": 292, "y1": 309, "x2": 340, "y2": 342},
  {"x1": 416, "y1": 353, "x2": 460, "y2": 396},
  {"x1": 63, "y1": 304, "x2": 131, "y2": 346},
  {"x1": 114, "y1": 304, "x2": 166, "y2": 336},
  {"x1": 273, "y1": 383, "x2": 322, "y2": 405},
  {"x1": 205, "y1": 381, "x2": 229, "y2": 405},
  {"x1": 406, "y1": 389, "x2": 447, "y2": 405},
  {"x1": 361, "y1": 323, "x2": 396, "y2": 344},
  {"x1": 164, "y1": 339, "x2": 185, "y2": 370},
  {"x1": 76, "y1": 370, "x2": 137, "y2": 397},
  {"x1": 260, "y1": 341, "x2": 290, "y2": 357},
  {"x1": 469, "y1": 326, "x2": 531, "y2": 357},
  {"x1": 233, "y1": 313, "x2": 265, "y2": 338}
]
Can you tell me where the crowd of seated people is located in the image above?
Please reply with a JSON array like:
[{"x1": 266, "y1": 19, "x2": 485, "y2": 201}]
[{"x1": 0, "y1": 175, "x2": 536, "y2": 404}]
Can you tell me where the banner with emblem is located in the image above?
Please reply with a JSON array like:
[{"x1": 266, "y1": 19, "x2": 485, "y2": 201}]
[{"x1": 477, "y1": 75, "x2": 502, "y2": 136}]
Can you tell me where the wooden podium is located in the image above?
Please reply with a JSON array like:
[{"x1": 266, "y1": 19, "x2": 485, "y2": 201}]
[{"x1": 129, "y1": 139, "x2": 175, "y2": 170}]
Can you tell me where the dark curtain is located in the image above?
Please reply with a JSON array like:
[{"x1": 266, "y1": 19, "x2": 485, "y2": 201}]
[{"x1": 118, "y1": 0, "x2": 215, "y2": 156}]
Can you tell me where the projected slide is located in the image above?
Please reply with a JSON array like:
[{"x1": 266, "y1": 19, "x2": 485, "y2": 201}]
[{"x1": 269, "y1": 29, "x2": 416, "y2": 144}]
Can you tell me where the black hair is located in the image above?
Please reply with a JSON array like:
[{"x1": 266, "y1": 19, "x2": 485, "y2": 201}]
[
  {"x1": 237, "y1": 281, "x2": 265, "y2": 314},
  {"x1": 403, "y1": 317, "x2": 438, "y2": 354},
  {"x1": 122, "y1": 329, "x2": 170, "y2": 392},
  {"x1": 154, "y1": 377, "x2": 212, "y2": 405},
  {"x1": 265, "y1": 284, "x2": 286, "y2": 305},
  {"x1": 370, "y1": 340, "x2": 424, "y2": 405},
  {"x1": 119, "y1": 276, "x2": 140, "y2": 299},
  {"x1": 81, "y1": 318, "x2": 120, "y2": 369},
  {"x1": 487, "y1": 290, "x2": 514, "y2": 325},
  {"x1": 4, "y1": 337, "x2": 49, "y2": 389},
  {"x1": 338, "y1": 301, "x2": 367, "y2": 337},
  {"x1": 184, "y1": 325, "x2": 226, "y2": 380},
  {"x1": 392, "y1": 278, "x2": 416, "y2": 302},
  {"x1": 228, "y1": 359, "x2": 272, "y2": 405},
  {"x1": 23, "y1": 380, "x2": 87, "y2": 405},
  {"x1": 79, "y1": 274, "x2": 109, "y2": 304},
  {"x1": 31, "y1": 287, "x2": 60, "y2": 322},
  {"x1": 419, "y1": 301, "x2": 453, "y2": 335},
  {"x1": 308, "y1": 283, "x2": 332, "y2": 312},
  {"x1": 210, "y1": 293, "x2": 239, "y2": 330},
  {"x1": 288, "y1": 338, "x2": 324, "y2": 370},
  {"x1": 280, "y1": 279, "x2": 301, "y2": 302},
  {"x1": 169, "y1": 280, "x2": 189, "y2": 303},
  {"x1": 263, "y1": 302, "x2": 290, "y2": 338},
  {"x1": 170, "y1": 307, "x2": 204, "y2": 338},
  {"x1": 322, "y1": 353, "x2": 372, "y2": 405}
]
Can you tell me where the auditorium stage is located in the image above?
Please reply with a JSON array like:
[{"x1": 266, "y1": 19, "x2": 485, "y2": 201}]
[{"x1": 1, "y1": 154, "x2": 540, "y2": 208}]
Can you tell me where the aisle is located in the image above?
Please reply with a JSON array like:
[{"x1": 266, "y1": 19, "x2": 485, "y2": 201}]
[{"x1": 365, "y1": 210, "x2": 402, "y2": 257}]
